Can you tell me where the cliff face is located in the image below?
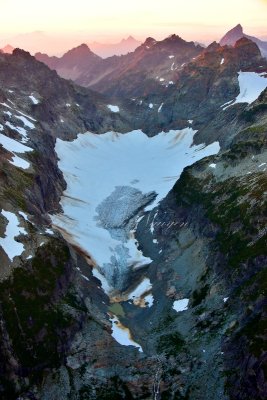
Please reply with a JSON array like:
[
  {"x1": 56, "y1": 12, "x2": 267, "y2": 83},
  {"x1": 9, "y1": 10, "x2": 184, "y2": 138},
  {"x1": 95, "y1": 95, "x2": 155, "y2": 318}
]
[{"x1": 0, "y1": 41, "x2": 266, "y2": 400}]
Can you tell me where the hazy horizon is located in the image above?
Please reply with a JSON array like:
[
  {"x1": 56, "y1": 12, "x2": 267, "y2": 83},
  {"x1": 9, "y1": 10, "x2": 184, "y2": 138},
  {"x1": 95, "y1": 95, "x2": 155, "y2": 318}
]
[{"x1": 0, "y1": 0, "x2": 266, "y2": 55}]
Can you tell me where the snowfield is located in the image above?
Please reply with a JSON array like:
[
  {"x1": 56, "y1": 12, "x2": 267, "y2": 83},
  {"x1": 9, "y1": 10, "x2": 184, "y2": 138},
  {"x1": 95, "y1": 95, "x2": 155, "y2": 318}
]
[
  {"x1": 51, "y1": 129, "x2": 220, "y2": 293},
  {"x1": 223, "y1": 71, "x2": 267, "y2": 109}
]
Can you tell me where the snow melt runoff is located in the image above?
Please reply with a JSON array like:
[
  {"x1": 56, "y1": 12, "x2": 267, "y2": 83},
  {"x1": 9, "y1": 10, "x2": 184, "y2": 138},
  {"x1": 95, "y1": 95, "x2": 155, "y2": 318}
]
[{"x1": 51, "y1": 129, "x2": 220, "y2": 293}]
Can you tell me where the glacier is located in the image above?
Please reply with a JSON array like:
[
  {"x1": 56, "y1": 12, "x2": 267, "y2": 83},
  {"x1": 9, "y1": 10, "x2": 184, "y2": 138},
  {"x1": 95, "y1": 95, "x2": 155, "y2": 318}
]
[{"x1": 51, "y1": 128, "x2": 220, "y2": 294}]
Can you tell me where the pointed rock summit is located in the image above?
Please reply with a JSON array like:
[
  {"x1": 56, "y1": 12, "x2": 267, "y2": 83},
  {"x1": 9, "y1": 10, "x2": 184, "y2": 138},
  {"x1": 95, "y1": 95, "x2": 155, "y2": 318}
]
[
  {"x1": 220, "y1": 24, "x2": 244, "y2": 46},
  {"x1": 220, "y1": 24, "x2": 267, "y2": 58},
  {"x1": 64, "y1": 43, "x2": 98, "y2": 58},
  {"x1": 143, "y1": 37, "x2": 157, "y2": 47}
]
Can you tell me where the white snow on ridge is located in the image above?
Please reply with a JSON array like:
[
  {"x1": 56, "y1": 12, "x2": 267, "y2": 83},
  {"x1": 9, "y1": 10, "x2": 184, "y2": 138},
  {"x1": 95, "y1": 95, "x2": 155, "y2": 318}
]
[
  {"x1": 29, "y1": 95, "x2": 39, "y2": 105},
  {"x1": 51, "y1": 129, "x2": 220, "y2": 293},
  {"x1": 143, "y1": 293, "x2": 154, "y2": 307},
  {"x1": 158, "y1": 103, "x2": 164, "y2": 112},
  {"x1": 0, "y1": 134, "x2": 32, "y2": 154},
  {"x1": 110, "y1": 315, "x2": 143, "y2": 352},
  {"x1": 107, "y1": 104, "x2": 120, "y2": 113},
  {"x1": 224, "y1": 72, "x2": 267, "y2": 109},
  {"x1": 0, "y1": 210, "x2": 26, "y2": 261},
  {"x1": 128, "y1": 278, "x2": 152, "y2": 299},
  {"x1": 149, "y1": 103, "x2": 154, "y2": 109},
  {"x1": 15, "y1": 115, "x2": 35, "y2": 129},
  {"x1": 0, "y1": 133, "x2": 32, "y2": 169},
  {"x1": 5, "y1": 121, "x2": 28, "y2": 142},
  {"x1": 220, "y1": 58, "x2": 225, "y2": 65}
]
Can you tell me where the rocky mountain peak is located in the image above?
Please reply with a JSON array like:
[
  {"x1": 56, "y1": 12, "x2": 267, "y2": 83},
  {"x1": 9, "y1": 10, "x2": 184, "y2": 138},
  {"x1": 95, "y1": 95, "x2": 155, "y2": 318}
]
[
  {"x1": 64, "y1": 43, "x2": 94, "y2": 56},
  {"x1": 125, "y1": 35, "x2": 136, "y2": 42},
  {"x1": 234, "y1": 36, "x2": 261, "y2": 57},
  {"x1": 205, "y1": 41, "x2": 221, "y2": 53},
  {"x1": 12, "y1": 48, "x2": 34, "y2": 59},
  {"x1": 143, "y1": 37, "x2": 157, "y2": 47},
  {"x1": 233, "y1": 23, "x2": 244, "y2": 34},
  {"x1": 220, "y1": 24, "x2": 244, "y2": 46}
]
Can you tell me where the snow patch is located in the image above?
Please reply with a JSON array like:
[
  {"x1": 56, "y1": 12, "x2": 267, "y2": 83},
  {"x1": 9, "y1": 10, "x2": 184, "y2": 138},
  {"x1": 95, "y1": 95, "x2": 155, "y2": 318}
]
[
  {"x1": 220, "y1": 58, "x2": 225, "y2": 65},
  {"x1": 0, "y1": 134, "x2": 32, "y2": 154},
  {"x1": 209, "y1": 163, "x2": 216, "y2": 168},
  {"x1": 149, "y1": 103, "x2": 154, "y2": 109},
  {"x1": 5, "y1": 121, "x2": 28, "y2": 142},
  {"x1": 107, "y1": 105, "x2": 120, "y2": 113},
  {"x1": 158, "y1": 103, "x2": 164, "y2": 112},
  {"x1": 15, "y1": 115, "x2": 35, "y2": 129},
  {"x1": 143, "y1": 293, "x2": 154, "y2": 307},
  {"x1": 173, "y1": 298, "x2": 189, "y2": 312},
  {"x1": 45, "y1": 228, "x2": 54, "y2": 235},
  {"x1": 127, "y1": 278, "x2": 152, "y2": 304},
  {"x1": 18, "y1": 211, "x2": 29, "y2": 221},
  {"x1": 4, "y1": 110, "x2": 12, "y2": 118},
  {"x1": 110, "y1": 316, "x2": 143, "y2": 352},
  {"x1": 0, "y1": 133, "x2": 32, "y2": 169},
  {"x1": 169, "y1": 55, "x2": 174, "y2": 59},
  {"x1": 0, "y1": 210, "x2": 26, "y2": 261},
  {"x1": 29, "y1": 95, "x2": 39, "y2": 105}
]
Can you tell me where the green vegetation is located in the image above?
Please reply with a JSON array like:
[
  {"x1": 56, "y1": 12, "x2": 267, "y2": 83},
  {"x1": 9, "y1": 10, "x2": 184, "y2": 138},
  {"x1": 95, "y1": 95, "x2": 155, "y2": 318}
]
[
  {"x1": 174, "y1": 168, "x2": 267, "y2": 271},
  {"x1": 0, "y1": 238, "x2": 75, "y2": 393},
  {"x1": 157, "y1": 332, "x2": 185, "y2": 356},
  {"x1": 0, "y1": 163, "x2": 34, "y2": 210},
  {"x1": 191, "y1": 284, "x2": 209, "y2": 307},
  {"x1": 240, "y1": 104, "x2": 267, "y2": 122}
]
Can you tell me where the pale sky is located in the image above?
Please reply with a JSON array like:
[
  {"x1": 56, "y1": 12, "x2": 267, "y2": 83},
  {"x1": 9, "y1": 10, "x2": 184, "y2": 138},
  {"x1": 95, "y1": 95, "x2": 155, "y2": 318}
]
[{"x1": 0, "y1": 0, "x2": 266, "y2": 54}]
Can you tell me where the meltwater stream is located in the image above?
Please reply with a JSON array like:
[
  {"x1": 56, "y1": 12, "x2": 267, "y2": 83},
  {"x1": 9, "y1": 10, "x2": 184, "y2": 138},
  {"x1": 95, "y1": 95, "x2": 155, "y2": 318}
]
[{"x1": 51, "y1": 128, "x2": 220, "y2": 294}]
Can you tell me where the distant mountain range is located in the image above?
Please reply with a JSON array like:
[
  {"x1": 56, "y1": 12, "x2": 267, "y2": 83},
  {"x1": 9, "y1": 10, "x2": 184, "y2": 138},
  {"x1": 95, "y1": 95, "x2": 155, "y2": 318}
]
[
  {"x1": 89, "y1": 36, "x2": 141, "y2": 58},
  {"x1": 0, "y1": 44, "x2": 14, "y2": 54},
  {"x1": 220, "y1": 24, "x2": 267, "y2": 57},
  {"x1": 35, "y1": 35, "x2": 204, "y2": 97},
  {"x1": 0, "y1": 32, "x2": 140, "y2": 58},
  {"x1": 35, "y1": 44, "x2": 101, "y2": 81}
]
